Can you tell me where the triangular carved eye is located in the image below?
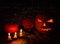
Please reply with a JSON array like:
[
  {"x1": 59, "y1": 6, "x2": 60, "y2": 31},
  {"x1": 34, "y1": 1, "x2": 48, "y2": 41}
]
[
  {"x1": 47, "y1": 19, "x2": 53, "y2": 23},
  {"x1": 37, "y1": 19, "x2": 42, "y2": 22}
]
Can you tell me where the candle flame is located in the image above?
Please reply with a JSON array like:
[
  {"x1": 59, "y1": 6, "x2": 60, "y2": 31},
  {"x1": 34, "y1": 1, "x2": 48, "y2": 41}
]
[{"x1": 8, "y1": 33, "x2": 10, "y2": 36}]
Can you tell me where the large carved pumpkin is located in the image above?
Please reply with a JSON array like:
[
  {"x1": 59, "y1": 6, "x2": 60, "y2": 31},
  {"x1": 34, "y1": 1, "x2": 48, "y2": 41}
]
[
  {"x1": 4, "y1": 23, "x2": 19, "y2": 33},
  {"x1": 35, "y1": 14, "x2": 55, "y2": 34}
]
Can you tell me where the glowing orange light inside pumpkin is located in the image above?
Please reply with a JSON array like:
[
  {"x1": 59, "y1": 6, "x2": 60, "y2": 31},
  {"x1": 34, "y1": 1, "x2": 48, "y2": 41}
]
[
  {"x1": 43, "y1": 23, "x2": 46, "y2": 26},
  {"x1": 47, "y1": 19, "x2": 53, "y2": 23},
  {"x1": 5, "y1": 24, "x2": 19, "y2": 33},
  {"x1": 37, "y1": 19, "x2": 42, "y2": 22}
]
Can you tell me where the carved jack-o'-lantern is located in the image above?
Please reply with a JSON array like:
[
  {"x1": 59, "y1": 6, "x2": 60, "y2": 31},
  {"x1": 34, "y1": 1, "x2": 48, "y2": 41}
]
[{"x1": 35, "y1": 14, "x2": 55, "y2": 34}]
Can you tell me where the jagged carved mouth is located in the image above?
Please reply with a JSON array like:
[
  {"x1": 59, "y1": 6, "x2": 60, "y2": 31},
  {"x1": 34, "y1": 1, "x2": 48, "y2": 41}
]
[{"x1": 39, "y1": 28, "x2": 51, "y2": 31}]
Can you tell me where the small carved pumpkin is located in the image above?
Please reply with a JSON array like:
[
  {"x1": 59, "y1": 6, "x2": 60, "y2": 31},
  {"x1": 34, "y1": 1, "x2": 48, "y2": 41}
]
[{"x1": 4, "y1": 23, "x2": 19, "y2": 33}]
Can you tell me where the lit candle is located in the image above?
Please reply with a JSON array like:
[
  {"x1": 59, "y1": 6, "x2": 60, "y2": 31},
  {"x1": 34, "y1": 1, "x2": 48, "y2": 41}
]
[
  {"x1": 13, "y1": 32, "x2": 17, "y2": 38},
  {"x1": 8, "y1": 33, "x2": 12, "y2": 40},
  {"x1": 20, "y1": 29, "x2": 23, "y2": 36}
]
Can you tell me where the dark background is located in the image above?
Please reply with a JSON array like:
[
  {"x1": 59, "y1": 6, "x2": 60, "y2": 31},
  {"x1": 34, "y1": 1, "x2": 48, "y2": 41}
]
[{"x1": 0, "y1": 0, "x2": 60, "y2": 44}]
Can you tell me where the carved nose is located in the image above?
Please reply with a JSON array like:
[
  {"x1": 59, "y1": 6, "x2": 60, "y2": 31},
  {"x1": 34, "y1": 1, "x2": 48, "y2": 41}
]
[{"x1": 43, "y1": 23, "x2": 46, "y2": 26}]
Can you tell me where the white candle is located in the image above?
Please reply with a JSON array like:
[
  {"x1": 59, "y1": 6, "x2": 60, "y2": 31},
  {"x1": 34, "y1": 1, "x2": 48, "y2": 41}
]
[
  {"x1": 20, "y1": 29, "x2": 23, "y2": 36},
  {"x1": 8, "y1": 33, "x2": 12, "y2": 40},
  {"x1": 13, "y1": 32, "x2": 17, "y2": 38}
]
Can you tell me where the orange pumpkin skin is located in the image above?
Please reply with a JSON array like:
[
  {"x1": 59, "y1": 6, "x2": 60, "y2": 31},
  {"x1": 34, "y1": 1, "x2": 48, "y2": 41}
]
[{"x1": 22, "y1": 18, "x2": 34, "y2": 31}]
